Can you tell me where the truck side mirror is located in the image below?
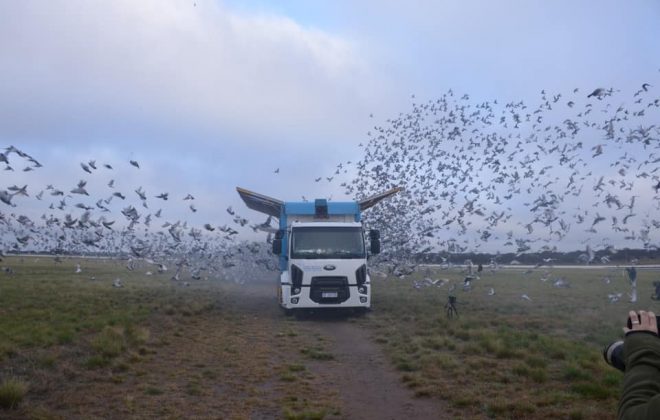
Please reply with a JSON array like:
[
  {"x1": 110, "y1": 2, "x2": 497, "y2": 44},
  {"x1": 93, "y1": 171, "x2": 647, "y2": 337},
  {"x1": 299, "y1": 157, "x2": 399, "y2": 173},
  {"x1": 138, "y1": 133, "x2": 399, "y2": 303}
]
[
  {"x1": 369, "y1": 229, "x2": 380, "y2": 255},
  {"x1": 272, "y1": 230, "x2": 284, "y2": 255},
  {"x1": 272, "y1": 240, "x2": 282, "y2": 255}
]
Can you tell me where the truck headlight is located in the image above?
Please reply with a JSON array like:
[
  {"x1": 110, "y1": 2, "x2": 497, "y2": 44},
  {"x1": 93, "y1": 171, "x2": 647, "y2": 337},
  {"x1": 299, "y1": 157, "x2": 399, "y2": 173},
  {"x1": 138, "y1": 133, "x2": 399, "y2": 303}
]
[
  {"x1": 358, "y1": 285, "x2": 367, "y2": 294},
  {"x1": 293, "y1": 287, "x2": 301, "y2": 295},
  {"x1": 291, "y1": 297, "x2": 299, "y2": 304},
  {"x1": 359, "y1": 297, "x2": 368, "y2": 303}
]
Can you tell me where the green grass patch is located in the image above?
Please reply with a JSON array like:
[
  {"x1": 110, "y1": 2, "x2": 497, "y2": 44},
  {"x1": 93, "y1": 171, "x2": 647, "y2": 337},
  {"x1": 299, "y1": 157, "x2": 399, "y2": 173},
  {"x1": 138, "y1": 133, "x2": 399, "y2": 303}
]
[
  {"x1": 300, "y1": 346, "x2": 334, "y2": 361},
  {"x1": 0, "y1": 377, "x2": 28, "y2": 409},
  {"x1": 92, "y1": 326, "x2": 126, "y2": 358},
  {"x1": 570, "y1": 382, "x2": 613, "y2": 400},
  {"x1": 362, "y1": 265, "x2": 644, "y2": 418},
  {"x1": 284, "y1": 408, "x2": 327, "y2": 420},
  {"x1": 287, "y1": 364, "x2": 306, "y2": 372},
  {"x1": 144, "y1": 386, "x2": 164, "y2": 396}
]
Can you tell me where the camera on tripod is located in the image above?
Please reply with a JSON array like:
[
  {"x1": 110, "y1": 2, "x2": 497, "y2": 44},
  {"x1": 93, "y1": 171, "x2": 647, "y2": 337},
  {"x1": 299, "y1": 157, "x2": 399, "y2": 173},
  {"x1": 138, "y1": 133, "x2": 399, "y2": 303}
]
[{"x1": 603, "y1": 314, "x2": 660, "y2": 372}]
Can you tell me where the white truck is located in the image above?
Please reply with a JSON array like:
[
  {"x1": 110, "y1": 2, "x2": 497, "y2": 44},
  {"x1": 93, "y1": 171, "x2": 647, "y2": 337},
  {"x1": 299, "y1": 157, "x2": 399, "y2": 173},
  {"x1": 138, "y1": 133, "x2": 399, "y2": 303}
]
[{"x1": 236, "y1": 187, "x2": 400, "y2": 313}]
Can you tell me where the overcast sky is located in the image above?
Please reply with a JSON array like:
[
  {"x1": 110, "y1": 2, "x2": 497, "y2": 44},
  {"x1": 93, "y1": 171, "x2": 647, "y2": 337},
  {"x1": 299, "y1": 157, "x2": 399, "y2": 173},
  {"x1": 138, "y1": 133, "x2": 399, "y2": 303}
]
[{"x1": 1, "y1": 0, "x2": 658, "y2": 251}]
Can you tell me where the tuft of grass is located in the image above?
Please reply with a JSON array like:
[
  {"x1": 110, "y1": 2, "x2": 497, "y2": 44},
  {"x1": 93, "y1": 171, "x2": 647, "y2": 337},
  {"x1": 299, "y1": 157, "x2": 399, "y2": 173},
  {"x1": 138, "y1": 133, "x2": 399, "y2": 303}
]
[
  {"x1": 494, "y1": 344, "x2": 518, "y2": 359},
  {"x1": 570, "y1": 382, "x2": 612, "y2": 400},
  {"x1": 280, "y1": 372, "x2": 297, "y2": 382},
  {"x1": 186, "y1": 382, "x2": 203, "y2": 396},
  {"x1": 512, "y1": 364, "x2": 529, "y2": 377},
  {"x1": 563, "y1": 365, "x2": 590, "y2": 381},
  {"x1": 144, "y1": 386, "x2": 164, "y2": 396},
  {"x1": 38, "y1": 353, "x2": 57, "y2": 369},
  {"x1": 395, "y1": 359, "x2": 418, "y2": 372},
  {"x1": 525, "y1": 355, "x2": 548, "y2": 369},
  {"x1": 569, "y1": 409, "x2": 584, "y2": 420},
  {"x1": 485, "y1": 398, "x2": 509, "y2": 417},
  {"x1": 91, "y1": 326, "x2": 126, "y2": 358},
  {"x1": 529, "y1": 368, "x2": 548, "y2": 383},
  {"x1": 85, "y1": 354, "x2": 112, "y2": 369},
  {"x1": 287, "y1": 364, "x2": 306, "y2": 373},
  {"x1": 603, "y1": 371, "x2": 622, "y2": 387},
  {"x1": 284, "y1": 408, "x2": 327, "y2": 420},
  {"x1": 300, "y1": 346, "x2": 334, "y2": 361},
  {"x1": 125, "y1": 325, "x2": 150, "y2": 346},
  {"x1": 56, "y1": 328, "x2": 75, "y2": 344},
  {"x1": 0, "y1": 344, "x2": 17, "y2": 362},
  {"x1": 0, "y1": 377, "x2": 28, "y2": 409}
]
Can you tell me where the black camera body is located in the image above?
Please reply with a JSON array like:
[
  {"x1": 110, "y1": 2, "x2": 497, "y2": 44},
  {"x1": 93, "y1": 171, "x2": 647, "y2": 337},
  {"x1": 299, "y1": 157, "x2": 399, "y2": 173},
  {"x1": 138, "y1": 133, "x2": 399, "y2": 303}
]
[{"x1": 603, "y1": 340, "x2": 626, "y2": 372}]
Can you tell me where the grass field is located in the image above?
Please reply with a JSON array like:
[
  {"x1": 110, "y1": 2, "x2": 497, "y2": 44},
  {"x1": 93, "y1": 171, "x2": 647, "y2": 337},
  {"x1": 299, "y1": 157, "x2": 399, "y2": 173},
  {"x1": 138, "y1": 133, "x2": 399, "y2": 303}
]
[
  {"x1": 0, "y1": 256, "x2": 340, "y2": 419},
  {"x1": 365, "y1": 264, "x2": 660, "y2": 419},
  {"x1": 1, "y1": 256, "x2": 658, "y2": 419}
]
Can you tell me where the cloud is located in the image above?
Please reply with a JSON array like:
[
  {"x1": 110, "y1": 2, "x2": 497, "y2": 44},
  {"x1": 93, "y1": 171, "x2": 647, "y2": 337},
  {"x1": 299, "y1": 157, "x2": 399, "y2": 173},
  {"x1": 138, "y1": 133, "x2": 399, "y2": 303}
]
[{"x1": 0, "y1": 0, "x2": 378, "y2": 149}]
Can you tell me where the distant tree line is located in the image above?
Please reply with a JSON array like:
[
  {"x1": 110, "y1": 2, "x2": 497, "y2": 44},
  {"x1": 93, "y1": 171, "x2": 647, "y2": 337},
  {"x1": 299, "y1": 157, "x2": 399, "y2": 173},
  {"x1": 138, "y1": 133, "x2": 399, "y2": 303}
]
[
  {"x1": 412, "y1": 248, "x2": 660, "y2": 265},
  {"x1": 7, "y1": 245, "x2": 660, "y2": 265}
]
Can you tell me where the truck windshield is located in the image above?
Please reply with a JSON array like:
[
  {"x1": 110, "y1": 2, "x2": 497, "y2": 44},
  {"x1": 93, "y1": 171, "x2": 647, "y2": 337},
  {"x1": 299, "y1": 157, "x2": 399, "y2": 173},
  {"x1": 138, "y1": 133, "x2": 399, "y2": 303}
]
[{"x1": 291, "y1": 226, "x2": 365, "y2": 259}]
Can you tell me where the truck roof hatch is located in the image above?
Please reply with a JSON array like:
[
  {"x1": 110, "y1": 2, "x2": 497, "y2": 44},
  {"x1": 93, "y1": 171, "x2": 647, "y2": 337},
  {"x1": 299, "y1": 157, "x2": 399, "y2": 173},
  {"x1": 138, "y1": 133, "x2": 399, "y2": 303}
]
[
  {"x1": 358, "y1": 187, "x2": 402, "y2": 211},
  {"x1": 236, "y1": 187, "x2": 283, "y2": 218}
]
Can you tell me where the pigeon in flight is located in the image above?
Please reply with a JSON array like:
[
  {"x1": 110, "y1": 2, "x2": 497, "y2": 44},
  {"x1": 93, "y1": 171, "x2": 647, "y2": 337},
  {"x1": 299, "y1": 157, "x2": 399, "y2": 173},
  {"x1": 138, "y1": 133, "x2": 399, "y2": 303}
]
[
  {"x1": 587, "y1": 88, "x2": 605, "y2": 98},
  {"x1": 71, "y1": 180, "x2": 89, "y2": 195}
]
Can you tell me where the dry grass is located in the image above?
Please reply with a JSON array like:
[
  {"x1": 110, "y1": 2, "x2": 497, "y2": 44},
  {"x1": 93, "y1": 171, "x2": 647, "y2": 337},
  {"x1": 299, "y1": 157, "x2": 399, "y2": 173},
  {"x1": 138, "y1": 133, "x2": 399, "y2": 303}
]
[
  {"x1": 2, "y1": 256, "x2": 652, "y2": 419},
  {"x1": 362, "y1": 264, "x2": 658, "y2": 418},
  {"x1": 0, "y1": 256, "x2": 341, "y2": 419},
  {"x1": 0, "y1": 377, "x2": 28, "y2": 409}
]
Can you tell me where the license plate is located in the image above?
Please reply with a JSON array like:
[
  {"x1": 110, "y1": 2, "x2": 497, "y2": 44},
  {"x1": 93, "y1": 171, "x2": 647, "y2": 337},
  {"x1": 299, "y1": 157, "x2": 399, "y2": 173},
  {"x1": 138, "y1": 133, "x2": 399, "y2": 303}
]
[{"x1": 322, "y1": 291, "x2": 338, "y2": 298}]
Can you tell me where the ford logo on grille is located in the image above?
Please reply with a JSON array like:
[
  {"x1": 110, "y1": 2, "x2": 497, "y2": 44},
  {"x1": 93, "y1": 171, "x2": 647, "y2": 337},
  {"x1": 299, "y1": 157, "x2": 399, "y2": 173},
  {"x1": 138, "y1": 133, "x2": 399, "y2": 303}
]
[{"x1": 323, "y1": 264, "x2": 336, "y2": 271}]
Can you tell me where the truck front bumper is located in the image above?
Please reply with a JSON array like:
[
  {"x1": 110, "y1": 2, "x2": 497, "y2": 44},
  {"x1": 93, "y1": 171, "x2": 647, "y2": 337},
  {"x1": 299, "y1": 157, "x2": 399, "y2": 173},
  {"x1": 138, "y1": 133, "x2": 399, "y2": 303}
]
[{"x1": 280, "y1": 284, "x2": 370, "y2": 309}]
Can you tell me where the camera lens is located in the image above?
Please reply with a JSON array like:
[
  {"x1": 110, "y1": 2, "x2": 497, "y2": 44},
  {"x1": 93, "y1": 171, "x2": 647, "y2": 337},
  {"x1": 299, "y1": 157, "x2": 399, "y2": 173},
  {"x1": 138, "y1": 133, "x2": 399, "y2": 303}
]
[{"x1": 603, "y1": 340, "x2": 625, "y2": 372}]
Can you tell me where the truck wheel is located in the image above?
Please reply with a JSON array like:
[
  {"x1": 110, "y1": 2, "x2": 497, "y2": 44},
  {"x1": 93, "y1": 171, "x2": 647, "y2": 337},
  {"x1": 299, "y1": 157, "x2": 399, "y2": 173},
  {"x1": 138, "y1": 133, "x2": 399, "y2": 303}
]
[{"x1": 282, "y1": 307, "x2": 294, "y2": 316}]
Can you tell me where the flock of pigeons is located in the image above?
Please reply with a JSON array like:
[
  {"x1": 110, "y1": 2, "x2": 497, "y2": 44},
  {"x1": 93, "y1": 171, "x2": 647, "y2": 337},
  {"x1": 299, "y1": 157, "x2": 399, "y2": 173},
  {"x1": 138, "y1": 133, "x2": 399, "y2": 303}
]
[
  {"x1": 406, "y1": 258, "x2": 648, "y2": 305},
  {"x1": 0, "y1": 80, "x2": 658, "y2": 297},
  {"x1": 345, "y1": 83, "x2": 659, "y2": 263},
  {"x1": 0, "y1": 147, "x2": 277, "y2": 285}
]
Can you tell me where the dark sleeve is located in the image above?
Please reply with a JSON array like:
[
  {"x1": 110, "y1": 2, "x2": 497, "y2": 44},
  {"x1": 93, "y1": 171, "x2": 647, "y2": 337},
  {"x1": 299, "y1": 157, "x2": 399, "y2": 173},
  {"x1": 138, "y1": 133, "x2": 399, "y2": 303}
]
[{"x1": 618, "y1": 332, "x2": 660, "y2": 420}]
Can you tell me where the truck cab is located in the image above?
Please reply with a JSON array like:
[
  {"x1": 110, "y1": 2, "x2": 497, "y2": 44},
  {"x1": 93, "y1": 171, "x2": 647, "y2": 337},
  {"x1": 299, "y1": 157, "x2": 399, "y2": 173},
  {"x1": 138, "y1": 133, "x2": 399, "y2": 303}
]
[
  {"x1": 237, "y1": 187, "x2": 399, "y2": 313},
  {"x1": 280, "y1": 221, "x2": 372, "y2": 310}
]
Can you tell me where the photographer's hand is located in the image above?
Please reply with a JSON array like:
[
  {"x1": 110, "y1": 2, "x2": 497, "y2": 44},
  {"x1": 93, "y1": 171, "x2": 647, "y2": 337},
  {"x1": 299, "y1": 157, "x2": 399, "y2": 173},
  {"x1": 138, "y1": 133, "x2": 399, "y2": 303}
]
[
  {"x1": 624, "y1": 310, "x2": 658, "y2": 335},
  {"x1": 618, "y1": 310, "x2": 660, "y2": 419}
]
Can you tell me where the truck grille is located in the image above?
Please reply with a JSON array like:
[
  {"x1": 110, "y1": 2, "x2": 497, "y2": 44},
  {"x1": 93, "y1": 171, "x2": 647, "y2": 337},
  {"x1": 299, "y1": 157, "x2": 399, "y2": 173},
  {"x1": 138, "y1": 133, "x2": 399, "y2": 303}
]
[{"x1": 310, "y1": 276, "x2": 350, "y2": 304}]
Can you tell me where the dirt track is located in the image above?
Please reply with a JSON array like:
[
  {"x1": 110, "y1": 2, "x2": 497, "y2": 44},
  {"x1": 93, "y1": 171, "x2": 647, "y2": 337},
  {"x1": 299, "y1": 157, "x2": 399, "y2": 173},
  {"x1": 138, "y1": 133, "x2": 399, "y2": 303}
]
[
  {"x1": 299, "y1": 317, "x2": 448, "y2": 420},
  {"x1": 232, "y1": 279, "x2": 449, "y2": 419}
]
